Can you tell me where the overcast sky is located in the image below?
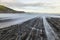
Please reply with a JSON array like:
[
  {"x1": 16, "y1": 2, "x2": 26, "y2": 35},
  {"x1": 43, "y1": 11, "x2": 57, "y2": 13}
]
[{"x1": 0, "y1": 0, "x2": 60, "y2": 13}]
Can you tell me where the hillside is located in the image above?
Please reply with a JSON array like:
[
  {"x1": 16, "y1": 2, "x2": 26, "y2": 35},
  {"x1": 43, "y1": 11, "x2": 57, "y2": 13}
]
[{"x1": 0, "y1": 5, "x2": 25, "y2": 13}]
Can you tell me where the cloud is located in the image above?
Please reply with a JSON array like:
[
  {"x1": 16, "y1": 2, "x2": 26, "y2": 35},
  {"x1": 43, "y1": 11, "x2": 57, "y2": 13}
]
[
  {"x1": 0, "y1": 0, "x2": 60, "y2": 13},
  {"x1": 0, "y1": 0, "x2": 14, "y2": 3},
  {"x1": 0, "y1": 0, "x2": 60, "y2": 8}
]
